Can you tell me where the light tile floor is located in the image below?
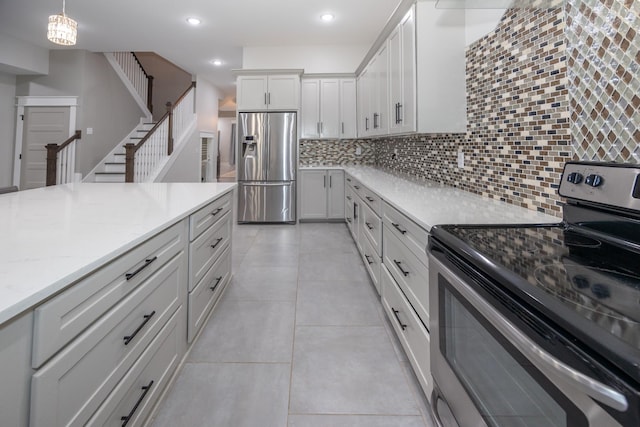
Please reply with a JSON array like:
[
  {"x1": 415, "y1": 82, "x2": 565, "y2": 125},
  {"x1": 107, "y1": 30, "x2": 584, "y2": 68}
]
[{"x1": 151, "y1": 223, "x2": 434, "y2": 427}]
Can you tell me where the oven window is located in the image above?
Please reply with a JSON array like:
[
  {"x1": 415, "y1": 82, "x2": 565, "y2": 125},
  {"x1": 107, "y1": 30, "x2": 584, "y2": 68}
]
[{"x1": 441, "y1": 281, "x2": 587, "y2": 427}]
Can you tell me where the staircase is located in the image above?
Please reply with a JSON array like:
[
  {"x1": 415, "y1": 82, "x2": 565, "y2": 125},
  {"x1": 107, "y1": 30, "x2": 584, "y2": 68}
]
[{"x1": 92, "y1": 121, "x2": 156, "y2": 183}]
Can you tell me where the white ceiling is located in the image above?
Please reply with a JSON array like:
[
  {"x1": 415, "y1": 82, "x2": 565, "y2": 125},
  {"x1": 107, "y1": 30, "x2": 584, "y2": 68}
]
[{"x1": 0, "y1": 0, "x2": 403, "y2": 97}]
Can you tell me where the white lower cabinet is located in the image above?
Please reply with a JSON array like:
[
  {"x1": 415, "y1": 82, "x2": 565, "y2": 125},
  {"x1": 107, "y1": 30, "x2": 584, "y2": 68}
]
[
  {"x1": 360, "y1": 230, "x2": 381, "y2": 294},
  {"x1": 381, "y1": 265, "x2": 432, "y2": 399},
  {"x1": 299, "y1": 169, "x2": 345, "y2": 221}
]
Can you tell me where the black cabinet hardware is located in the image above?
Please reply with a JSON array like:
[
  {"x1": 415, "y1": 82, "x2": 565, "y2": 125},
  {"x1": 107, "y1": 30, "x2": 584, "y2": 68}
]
[
  {"x1": 346, "y1": 217, "x2": 352, "y2": 223},
  {"x1": 211, "y1": 207, "x2": 224, "y2": 216},
  {"x1": 346, "y1": 178, "x2": 352, "y2": 182},
  {"x1": 365, "y1": 254, "x2": 373, "y2": 265},
  {"x1": 121, "y1": 380, "x2": 154, "y2": 426},
  {"x1": 354, "y1": 185, "x2": 360, "y2": 190},
  {"x1": 365, "y1": 117, "x2": 369, "y2": 131},
  {"x1": 211, "y1": 238, "x2": 223, "y2": 249},
  {"x1": 391, "y1": 222, "x2": 407, "y2": 234},
  {"x1": 210, "y1": 276, "x2": 223, "y2": 291},
  {"x1": 330, "y1": 175, "x2": 332, "y2": 188},
  {"x1": 393, "y1": 259, "x2": 410, "y2": 276},
  {"x1": 365, "y1": 222, "x2": 374, "y2": 230},
  {"x1": 123, "y1": 311, "x2": 156, "y2": 345},
  {"x1": 323, "y1": 175, "x2": 326, "y2": 188},
  {"x1": 125, "y1": 256, "x2": 157, "y2": 281},
  {"x1": 373, "y1": 113, "x2": 379, "y2": 129},
  {"x1": 346, "y1": 195, "x2": 352, "y2": 201},
  {"x1": 366, "y1": 196, "x2": 375, "y2": 202},
  {"x1": 392, "y1": 308, "x2": 407, "y2": 330}
]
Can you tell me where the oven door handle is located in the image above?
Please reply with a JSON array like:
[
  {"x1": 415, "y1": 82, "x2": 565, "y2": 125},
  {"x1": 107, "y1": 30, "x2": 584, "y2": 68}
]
[{"x1": 432, "y1": 256, "x2": 629, "y2": 413}]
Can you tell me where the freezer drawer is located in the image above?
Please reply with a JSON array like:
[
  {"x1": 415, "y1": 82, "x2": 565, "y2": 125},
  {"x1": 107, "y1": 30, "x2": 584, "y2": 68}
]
[{"x1": 238, "y1": 181, "x2": 296, "y2": 223}]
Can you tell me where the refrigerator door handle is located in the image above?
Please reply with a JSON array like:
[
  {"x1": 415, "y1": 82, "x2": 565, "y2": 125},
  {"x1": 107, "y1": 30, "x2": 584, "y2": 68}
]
[{"x1": 240, "y1": 182, "x2": 293, "y2": 187}]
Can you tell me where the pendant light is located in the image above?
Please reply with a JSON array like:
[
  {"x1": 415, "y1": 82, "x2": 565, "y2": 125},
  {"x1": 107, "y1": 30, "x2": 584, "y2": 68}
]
[{"x1": 47, "y1": 0, "x2": 78, "y2": 46}]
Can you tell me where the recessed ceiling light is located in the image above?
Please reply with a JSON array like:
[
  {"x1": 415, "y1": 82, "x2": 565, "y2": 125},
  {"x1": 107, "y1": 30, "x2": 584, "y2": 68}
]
[
  {"x1": 186, "y1": 17, "x2": 201, "y2": 26},
  {"x1": 211, "y1": 59, "x2": 223, "y2": 66},
  {"x1": 320, "y1": 13, "x2": 334, "y2": 22}
]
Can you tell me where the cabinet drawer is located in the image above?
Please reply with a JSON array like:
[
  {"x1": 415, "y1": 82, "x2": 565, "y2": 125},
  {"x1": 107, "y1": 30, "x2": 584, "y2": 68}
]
[
  {"x1": 345, "y1": 174, "x2": 355, "y2": 189},
  {"x1": 360, "y1": 186, "x2": 382, "y2": 217},
  {"x1": 188, "y1": 246, "x2": 231, "y2": 342},
  {"x1": 383, "y1": 225, "x2": 429, "y2": 326},
  {"x1": 189, "y1": 212, "x2": 231, "y2": 292},
  {"x1": 361, "y1": 232, "x2": 381, "y2": 295},
  {"x1": 87, "y1": 307, "x2": 182, "y2": 427},
  {"x1": 345, "y1": 186, "x2": 355, "y2": 232},
  {"x1": 382, "y1": 201, "x2": 429, "y2": 267},
  {"x1": 30, "y1": 253, "x2": 186, "y2": 427},
  {"x1": 360, "y1": 201, "x2": 382, "y2": 257},
  {"x1": 381, "y1": 265, "x2": 432, "y2": 400},
  {"x1": 32, "y1": 220, "x2": 186, "y2": 368},
  {"x1": 189, "y1": 192, "x2": 232, "y2": 241}
]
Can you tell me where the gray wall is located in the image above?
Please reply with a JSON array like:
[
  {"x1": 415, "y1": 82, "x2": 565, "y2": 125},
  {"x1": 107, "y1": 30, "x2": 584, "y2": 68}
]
[
  {"x1": 0, "y1": 71, "x2": 16, "y2": 186},
  {"x1": 16, "y1": 50, "x2": 145, "y2": 175},
  {"x1": 161, "y1": 130, "x2": 201, "y2": 182}
]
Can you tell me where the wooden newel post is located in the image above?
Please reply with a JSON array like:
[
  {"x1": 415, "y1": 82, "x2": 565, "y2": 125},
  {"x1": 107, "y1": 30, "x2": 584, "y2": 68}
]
[
  {"x1": 45, "y1": 143, "x2": 59, "y2": 186},
  {"x1": 124, "y1": 143, "x2": 136, "y2": 183},
  {"x1": 147, "y1": 75, "x2": 154, "y2": 113},
  {"x1": 166, "y1": 101, "x2": 174, "y2": 155}
]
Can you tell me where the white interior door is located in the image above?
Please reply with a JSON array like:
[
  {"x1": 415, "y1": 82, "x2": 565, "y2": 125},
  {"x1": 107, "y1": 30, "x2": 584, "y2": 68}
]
[{"x1": 20, "y1": 107, "x2": 70, "y2": 190}]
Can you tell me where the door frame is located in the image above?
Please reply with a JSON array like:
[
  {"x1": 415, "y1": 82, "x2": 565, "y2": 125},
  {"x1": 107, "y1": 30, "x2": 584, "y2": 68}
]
[{"x1": 13, "y1": 96, "x2": 78, "y2": 187}]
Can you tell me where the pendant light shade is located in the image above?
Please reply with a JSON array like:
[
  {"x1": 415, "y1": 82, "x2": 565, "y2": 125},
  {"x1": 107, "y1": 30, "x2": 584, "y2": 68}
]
[{"x1": 47, "y1": 0, "x2": 77, "y2": 46}]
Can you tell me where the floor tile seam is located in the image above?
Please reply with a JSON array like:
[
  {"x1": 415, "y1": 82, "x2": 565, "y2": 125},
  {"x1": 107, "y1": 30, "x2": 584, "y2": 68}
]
[{"x1": 287, "y1": 242, "x2": 302, "y2": 419}]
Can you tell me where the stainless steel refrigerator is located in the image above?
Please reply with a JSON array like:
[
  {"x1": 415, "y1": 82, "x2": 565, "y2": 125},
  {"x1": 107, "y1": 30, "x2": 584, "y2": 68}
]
[{"x1": 237, "y1": 112, "x2": 297, "y2": 223}]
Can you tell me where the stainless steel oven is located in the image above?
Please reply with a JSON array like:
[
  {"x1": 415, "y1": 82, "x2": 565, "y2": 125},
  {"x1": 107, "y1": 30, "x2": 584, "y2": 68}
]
[{"x1": 427, "y1": 162, "x2": 640, "y2": 427}]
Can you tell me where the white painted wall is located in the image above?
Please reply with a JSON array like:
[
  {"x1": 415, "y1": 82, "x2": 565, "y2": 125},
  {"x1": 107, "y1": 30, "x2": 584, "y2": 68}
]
[
  {"x1": 465, "y1": 9, "x2": 506, "y2": 46},
  {"x1": 195, "y1": 76, "x2": 221, "y2": 134},
  {"x1": 0, "y1": 34, "x2": 49, "y2": 75},
  {"x1": 242, "y1": 45, "x2": 368, "y2": 73},
  {"x1": 0, "y1": 71, "x2": 16, "y2": 187},
  {"x1": 161, "y1": 130, "x2": 201, "y2": 182}
]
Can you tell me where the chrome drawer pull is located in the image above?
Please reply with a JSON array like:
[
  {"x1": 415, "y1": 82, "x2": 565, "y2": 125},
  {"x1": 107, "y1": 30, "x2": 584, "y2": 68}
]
[
  {"x1": 392, "y1": 308, "x2": 407, "y2": 330},
  {"x1": 125, "y1": 256, "x2": 157, "y2": 281},
  {"x1": 210, "y1": 238, "x2": 224, "y2": 249},
  {"x1": 365, "y1": 222, "x2": 374, "y2": 230},
  {"x1": 210, "y1": 276, "x2": 223, "y2": 291},
  {"x1": 365, "y1": 254, "x2": 374, "y2": 265},
  {"x1": 211, "y1": 207, "x2": 224, "y2": 216},
  {"x1": 123, "y1": 311, "x2": 156, "y2": 346},
  {"x1": 391, "y1": 222, "x2": 407, "y2": 235},
  {"x1": 121, "y1": 380, "x2": 154, "y2": 426},
  {"x1": 366, "y1": 196, "x2": 375, "y2": 202},
  {"x1": 393, "y1": 259, "x2": 410, "y2": 277},
  {"x1": 354, "y1": 185, "x2": 360, "y2": 190}
]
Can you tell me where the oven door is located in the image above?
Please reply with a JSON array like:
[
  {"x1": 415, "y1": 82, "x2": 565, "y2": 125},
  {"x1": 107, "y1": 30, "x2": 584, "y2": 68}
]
[{"x1": 429, "y1": 249, "x2": 629, "y2": 427}]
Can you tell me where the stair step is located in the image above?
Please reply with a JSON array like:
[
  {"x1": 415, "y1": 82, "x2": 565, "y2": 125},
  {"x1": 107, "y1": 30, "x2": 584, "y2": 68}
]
[
  {"x1": 95, "y1": 172, "x2": 125, "y2": 183},
  {"x1": 104, "y1": 162, "x2": 125, "y2": 173}
]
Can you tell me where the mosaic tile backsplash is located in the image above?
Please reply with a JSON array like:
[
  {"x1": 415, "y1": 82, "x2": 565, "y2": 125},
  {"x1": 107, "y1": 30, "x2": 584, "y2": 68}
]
[
  {"x1": 300, "y1": 0, "x2": 638, "y2": 218},
  {"x1": 299, "y1": 139, "x2": 376, "y2": 166},
  {"x1": 566, "y1": 0, "x2": 640, "y2": 162}
]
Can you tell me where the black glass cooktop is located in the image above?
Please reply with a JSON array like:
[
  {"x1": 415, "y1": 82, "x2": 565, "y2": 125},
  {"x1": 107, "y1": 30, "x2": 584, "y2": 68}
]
[{"x1": 432, "y1": 222, "x2": 640, "y2": 371}]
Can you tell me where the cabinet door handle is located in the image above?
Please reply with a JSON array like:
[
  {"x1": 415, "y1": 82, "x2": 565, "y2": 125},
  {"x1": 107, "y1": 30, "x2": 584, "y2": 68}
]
[
  {"x1": 373, "y1": 113, "x2": 379, "y2": 129},
  {"x1": 323, "y1": 175, "x2": 326, "y2": 188},
  {"x1": 211, "y1": 207, "x2": 224, "y2": 217},
  {"x1": 121, "y1": 380, "x2": 154, "y2": 426},
  {"x1": 392, "y1": 308, "x2": 407, "y2": 330},
  {"x1": 395, "y1": 103, "x2": 399, "y2": 124},
  {"x1": 264, "y1": 93, "x2": 267, "y2": 106},
  {"x1": 364, "y1": 254, "x2": 374, "y2": 265},
  {"x1": 398, "y1": 103, "x2": 403, "y2": 123},
  {"x1": 365, "y1": 117, "x2": 369, "y2": 131},
  {"x1": 210, "y1": 276, "x2": 224, "y2": 291},
  {"x1": 268, "y1": 92, "x2": 271, "y2": 105},
  {"x1": 329, "y1": 175, "x2": 332, "y2": 188},
  {"x1": 211, "y1": 237, "x2": 224, "y2": 249},
  {"x1": 391, "y1": 222, "x2": 407, "y2": 235},
  {"x1": 365, "y1": 222, "x2": 374, "y2": 230},
  {"x1": 393, "y1": 259, "x2": 410, "y2": 277},
  {"x1": 123, "y1": 311, "x2": 156, "y2": 345},
  {"x1": 365, "y1": 196, "x2": 375, "y2": 202},
  {"x1": 125, "y1": 256, "x2": 157, "y2": 281},
  {"x1": 317, "y1": 122, "x2": 320, "y2": 135},
  {"x1": 342, "y1": 122, "x2": 345, "y2": 134}
]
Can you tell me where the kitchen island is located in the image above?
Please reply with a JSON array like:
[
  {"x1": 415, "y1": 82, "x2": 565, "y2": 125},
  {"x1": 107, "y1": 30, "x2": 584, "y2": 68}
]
[{"x1": 0, "y1": 182, "x2": 235, "y2": 426}]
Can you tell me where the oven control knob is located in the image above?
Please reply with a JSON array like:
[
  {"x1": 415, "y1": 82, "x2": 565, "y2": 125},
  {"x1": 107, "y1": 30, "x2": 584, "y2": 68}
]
[
  {"x1": 572, "y1": 275, "x2": 590, "y2": 289},
  {"x1": 591, "y1": 283, "x2": 610, "y2": 299},
  {"x1": 585, "y1": 174, "x2": 604, "y2": 187},
  {"x1": 567, "y1": 172, "x2": 583, "y2": 184}
]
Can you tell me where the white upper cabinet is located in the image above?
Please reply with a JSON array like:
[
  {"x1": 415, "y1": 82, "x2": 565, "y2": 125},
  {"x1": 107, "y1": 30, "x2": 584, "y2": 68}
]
[
  {"x1": 301, "y1": 77, "x2": 357, "y2": 139},
  {"x1": 389, "y1": 7, "x2": 416, "y2": 134},
  {"x1": 357, "y1": 43, "x2": 389, "y2": 138},
  {"x1": 236, "y1": 73, "x2": 301, "y2": 111}
]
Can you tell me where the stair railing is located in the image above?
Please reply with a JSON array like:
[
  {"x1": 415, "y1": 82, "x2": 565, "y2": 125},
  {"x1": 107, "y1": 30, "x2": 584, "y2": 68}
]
[
  {"x1": 124, "y1": 82, "x2": 196, "y2": 183},
  {"x1": 111, "y1": 52, "x2": 154, "y2": 114},
  {"x1": 46, "y1": 130, "x2": 82, "y2": 186}
]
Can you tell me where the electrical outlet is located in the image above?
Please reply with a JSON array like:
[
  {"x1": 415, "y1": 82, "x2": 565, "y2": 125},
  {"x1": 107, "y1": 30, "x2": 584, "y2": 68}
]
[
  {"x1": 86, "y1": 127, "x2": 93, "y2": 135},
  {"x1": 457, "y1": 151, "x2": 464, "y2": 168}
]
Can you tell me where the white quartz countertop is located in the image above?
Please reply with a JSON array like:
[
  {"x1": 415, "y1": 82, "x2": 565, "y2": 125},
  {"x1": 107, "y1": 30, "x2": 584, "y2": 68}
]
[
  {"x1": 0, "y1": 182, "x2": 236, "y2": 325},
  {"x1": 342, "y1": 166, "x2": 560, "y2": 231}
]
